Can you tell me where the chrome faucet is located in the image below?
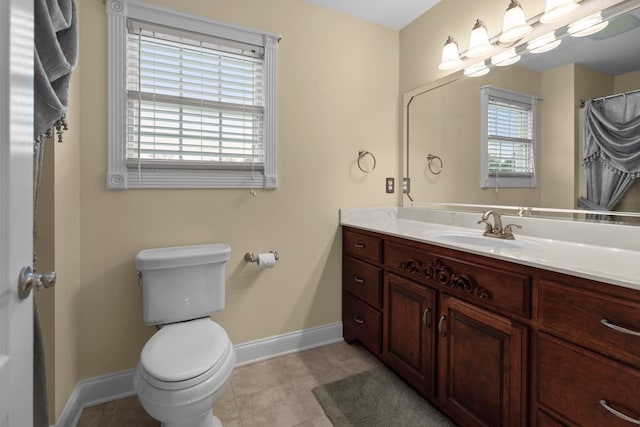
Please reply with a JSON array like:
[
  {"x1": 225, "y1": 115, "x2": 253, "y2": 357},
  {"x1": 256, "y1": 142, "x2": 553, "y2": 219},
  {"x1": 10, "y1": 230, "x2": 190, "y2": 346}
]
[{"x1": 478, "y1": 210, "x2": 521, "y2": 240}]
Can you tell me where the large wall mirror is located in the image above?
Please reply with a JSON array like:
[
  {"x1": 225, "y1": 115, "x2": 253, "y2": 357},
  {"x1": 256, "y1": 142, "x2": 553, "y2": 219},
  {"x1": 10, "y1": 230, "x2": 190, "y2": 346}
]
[{"x1": 404, "y1": 0, "x2": 640, "y2": 224}]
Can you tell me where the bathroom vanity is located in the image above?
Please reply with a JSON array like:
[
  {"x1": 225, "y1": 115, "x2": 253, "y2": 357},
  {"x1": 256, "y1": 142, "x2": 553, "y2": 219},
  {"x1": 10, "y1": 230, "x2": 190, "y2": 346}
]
[{"x1": 341, "y1": 208, "x2": 640, "y2": 427}]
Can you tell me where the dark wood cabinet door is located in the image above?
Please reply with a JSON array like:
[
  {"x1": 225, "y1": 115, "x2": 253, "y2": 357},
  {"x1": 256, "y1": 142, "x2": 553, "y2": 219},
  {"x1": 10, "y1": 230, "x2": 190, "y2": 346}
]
[
  {"x1": 438, "y1": 294, "x2": 526, "y2": 427},
  {"x1": 383, "y1": 273, "x2": 436, "y2": 397}
]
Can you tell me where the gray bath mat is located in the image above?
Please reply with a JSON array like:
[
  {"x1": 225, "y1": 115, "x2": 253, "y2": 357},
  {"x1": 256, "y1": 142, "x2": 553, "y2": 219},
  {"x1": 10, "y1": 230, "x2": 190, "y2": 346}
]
[{"x1": 312, "y1": 367, "x2": 457, "y2": 426}]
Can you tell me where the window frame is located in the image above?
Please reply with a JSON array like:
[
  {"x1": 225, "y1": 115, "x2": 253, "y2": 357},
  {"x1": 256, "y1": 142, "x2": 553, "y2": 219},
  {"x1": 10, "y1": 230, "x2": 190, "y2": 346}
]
[
  {"x1": 106, "y1": 0, "x2": 279, "y2": 189},
  {"x1": 480, "y1": 85, "x2": 538, "y2": 189}
]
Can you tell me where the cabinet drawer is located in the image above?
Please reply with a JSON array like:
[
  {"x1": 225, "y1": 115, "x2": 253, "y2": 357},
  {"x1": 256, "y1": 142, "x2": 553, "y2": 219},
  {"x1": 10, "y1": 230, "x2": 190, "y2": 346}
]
[
  {"x1": 343, "y1": 292, "x2": 382, "y2": 354},
  {"x1": 343, "y1": 229, "x2": 382, "y2": 263},
  {"x1": 536, "y1": 333, "x2": 640, "y2": 427},
  {"x1": 385, "y1": 242, "x2": 531, "y2": 317},
  {"x1": 538, "y1": 279, "x2": 640, "y2": 369},
  {"x1": 343, "y1": 256, "x2": 382, "y2": 309}
]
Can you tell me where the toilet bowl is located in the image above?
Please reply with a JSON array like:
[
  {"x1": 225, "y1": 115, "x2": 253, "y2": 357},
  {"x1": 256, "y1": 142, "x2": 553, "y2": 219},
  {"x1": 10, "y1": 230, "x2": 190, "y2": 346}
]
[
  {"x1": 134, "y1": 318, "x2": 235, "y2": 427},
  {"x1": 134, "y1": 244, "x2": 234, "y2": 427}
]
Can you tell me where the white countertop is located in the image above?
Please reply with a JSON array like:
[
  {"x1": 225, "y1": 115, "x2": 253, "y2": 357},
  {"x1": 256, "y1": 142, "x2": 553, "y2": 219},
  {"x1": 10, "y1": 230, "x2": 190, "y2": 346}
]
[{"x1": 340, "y1": 207, "x2": 640, "y2": 292}]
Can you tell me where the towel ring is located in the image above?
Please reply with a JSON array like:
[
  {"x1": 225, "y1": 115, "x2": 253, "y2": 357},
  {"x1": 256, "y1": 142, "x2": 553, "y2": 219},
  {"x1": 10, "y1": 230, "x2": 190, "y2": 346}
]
[
  {"x1": 357, "y1": 150, "x2": 377, "y2": 173},
  {"x1": 427, "y1": 154, "x2": 443, "y2": 175}
]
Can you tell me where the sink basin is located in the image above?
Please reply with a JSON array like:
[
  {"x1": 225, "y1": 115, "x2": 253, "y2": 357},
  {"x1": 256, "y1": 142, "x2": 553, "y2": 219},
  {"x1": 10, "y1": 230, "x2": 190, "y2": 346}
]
[{"x1": 426, "y1": 231, "x2": 544, "y2": 251}]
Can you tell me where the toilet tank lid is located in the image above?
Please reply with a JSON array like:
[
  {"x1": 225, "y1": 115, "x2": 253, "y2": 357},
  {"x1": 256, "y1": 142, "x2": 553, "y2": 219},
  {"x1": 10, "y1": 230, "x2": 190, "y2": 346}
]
[
  {"x1": 136, "y1": 243, "x2": 231, "y2": 270},
  {"x1": 140, "y1": 318, "x2": 230, "y2": 382}
]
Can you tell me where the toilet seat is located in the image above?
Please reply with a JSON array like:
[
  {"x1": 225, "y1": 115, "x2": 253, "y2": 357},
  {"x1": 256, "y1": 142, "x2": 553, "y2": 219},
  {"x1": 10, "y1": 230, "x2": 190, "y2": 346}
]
[{"x1": 139, "y1": 318, "x2": 231, "y2": 390}]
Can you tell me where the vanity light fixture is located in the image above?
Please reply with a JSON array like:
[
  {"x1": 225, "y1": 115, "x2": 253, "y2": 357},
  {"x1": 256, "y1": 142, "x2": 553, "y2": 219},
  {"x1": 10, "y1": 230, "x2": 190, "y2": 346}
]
[
  {"x1": 438, "y1": 36, "x2": 463, "y2": 70},
  {"x1": 568, "y1": 12, "x2": 609, "y2": 37},
  {"x1": 540, "y1": 0, "x2": 580, "y2": 24},
  {"x1": 491, "y1": 47, "x2": 521, "y2": 66},
  {"x1": 499, "y1": 0, "x2": 533, "y2": 43},
  {"x1": 526, "y1": 32, "x2": 561, "y2": 53},
  {"x1": 464, "y1": 61, "x2": 490, "y2": 77},
  {"x1": 466, "y1": 19, "x2": 494, "y2": 58}
]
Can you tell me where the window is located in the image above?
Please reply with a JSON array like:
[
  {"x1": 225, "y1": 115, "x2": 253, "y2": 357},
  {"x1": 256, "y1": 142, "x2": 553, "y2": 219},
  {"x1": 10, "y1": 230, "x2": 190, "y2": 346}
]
[
  {"x1": 107, "y1": 0, "x2": 279, "y2": 189},
  {"x1": 480, "y1": 86, "x2": 538, "y2": 188}
]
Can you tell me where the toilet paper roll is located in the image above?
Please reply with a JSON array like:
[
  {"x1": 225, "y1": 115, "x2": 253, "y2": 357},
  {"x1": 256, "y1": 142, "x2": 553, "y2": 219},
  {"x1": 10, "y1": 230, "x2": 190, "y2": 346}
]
[{"x1": 257, "y1": 252, "x2": 276, "y2": 269}]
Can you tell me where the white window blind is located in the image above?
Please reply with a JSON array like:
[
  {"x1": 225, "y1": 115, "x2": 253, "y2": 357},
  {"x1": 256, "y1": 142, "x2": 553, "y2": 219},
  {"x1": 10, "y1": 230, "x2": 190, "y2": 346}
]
[
  {"x1": 480, "y1": 86, "x2": 538, "y2": 188},
  {"x1": 108, "y1": 0, "x2": 279, "y2": 189},
  {"x1": 487, "y1": 96, "x2": 534, "y2": 177},
  {"x1": 126, "y1": 20, "x2": 265, "y2": 170}
]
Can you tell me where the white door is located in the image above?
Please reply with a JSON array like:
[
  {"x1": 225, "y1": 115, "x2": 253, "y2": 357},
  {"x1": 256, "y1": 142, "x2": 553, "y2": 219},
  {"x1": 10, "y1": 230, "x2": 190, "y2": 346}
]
[{"x1": 0, "y1": 0, "x2": 35, "y2": 425}]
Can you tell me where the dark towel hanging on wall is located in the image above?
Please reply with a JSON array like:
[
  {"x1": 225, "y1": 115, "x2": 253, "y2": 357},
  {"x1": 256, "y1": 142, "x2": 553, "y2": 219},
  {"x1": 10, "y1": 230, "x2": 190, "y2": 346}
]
[{"x1": 34, "y1": 0, "x2": 78, "y2": 143}]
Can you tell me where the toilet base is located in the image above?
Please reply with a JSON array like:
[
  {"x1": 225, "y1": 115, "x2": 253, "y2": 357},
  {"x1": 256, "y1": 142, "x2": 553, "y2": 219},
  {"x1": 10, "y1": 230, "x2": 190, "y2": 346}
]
[{"x1": 161, "y1": 411, "x2": 222, "y2": 427}]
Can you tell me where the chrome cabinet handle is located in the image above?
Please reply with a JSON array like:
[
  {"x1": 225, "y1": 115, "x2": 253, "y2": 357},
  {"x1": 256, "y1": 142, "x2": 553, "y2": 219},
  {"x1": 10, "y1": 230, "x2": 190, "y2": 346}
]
[
  {"x1": 599, "y1": 400, "x2": 640, "y2": 424},
  {"x1": 354, "y1": 315, "x2": 365, "y2": 324},
  {"x1": 18, "y1": 266, "x2": 56, "y2": 299},
  {"x1": 438, "y1": 315, "x2": 446, "y2": 337},
  {"x1": 353, "y1": 276, "x2": 365, "y2": 284},
  {"x1": 354, "y1": 243, "x2": 366, "y2": 248},
  {"x1": 600, "y1": 319, "x2": 640, "y2": 337},
  {"x1": 423, "y1": 308, "x2": 431, "y2": 328}
]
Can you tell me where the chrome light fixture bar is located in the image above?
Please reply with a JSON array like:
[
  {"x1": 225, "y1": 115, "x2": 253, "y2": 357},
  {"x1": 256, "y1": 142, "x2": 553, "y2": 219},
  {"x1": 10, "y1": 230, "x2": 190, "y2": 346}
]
[{"x1": 435, "y1": 0, "x2": 617, "y2": 77}]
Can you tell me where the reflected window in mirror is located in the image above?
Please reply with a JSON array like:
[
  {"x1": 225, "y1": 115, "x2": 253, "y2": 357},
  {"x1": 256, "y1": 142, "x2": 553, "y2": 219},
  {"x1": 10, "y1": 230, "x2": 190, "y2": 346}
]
[{"x1": 481, "y1": 85, "x2": 538, "y2": 189}]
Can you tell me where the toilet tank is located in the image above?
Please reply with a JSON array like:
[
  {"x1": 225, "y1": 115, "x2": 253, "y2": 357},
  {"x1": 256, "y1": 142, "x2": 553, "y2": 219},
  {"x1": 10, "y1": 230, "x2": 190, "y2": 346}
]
[{"x1": 135, "y1": 243, "x2": 231, "y2": 325}]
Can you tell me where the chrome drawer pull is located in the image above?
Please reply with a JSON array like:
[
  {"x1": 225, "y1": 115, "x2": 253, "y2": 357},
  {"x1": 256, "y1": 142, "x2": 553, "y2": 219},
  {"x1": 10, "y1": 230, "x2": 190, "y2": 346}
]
[
  {"x1": 354, "y1": 315, "x2": 365, "y2": 324},
  {"x1": 600, "y1": 319, "x2": 640, "y2": 337},
  {"x1": 423, "y1": 308, "x2": 431, "y2": 328},
  {"x1": 354, "y1": 243, "x2": 366, "y2": 248},
  {"x1": 353, "y1": 276, "x2": 365, "y2": 284},
  {"x1": 599, "y1": 400, "x2": 640, "y2": 425}
]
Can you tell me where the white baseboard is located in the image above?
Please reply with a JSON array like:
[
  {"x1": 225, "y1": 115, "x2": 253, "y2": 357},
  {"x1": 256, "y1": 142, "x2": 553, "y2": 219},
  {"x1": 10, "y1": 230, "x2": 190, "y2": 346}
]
[
  {"x1": 234, "y1": 321, "x2": 343, "y2": 366},
  {"x1": 53, "y1": 369, "x2": 136, "y2": 427},
  {"x1": 53, "y1": 322, "x2": 343, "y2": 427}
]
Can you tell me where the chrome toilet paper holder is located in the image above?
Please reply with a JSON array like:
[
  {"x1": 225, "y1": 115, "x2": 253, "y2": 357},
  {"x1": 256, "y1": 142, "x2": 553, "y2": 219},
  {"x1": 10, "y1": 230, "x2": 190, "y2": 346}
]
[{"x1": 244, "y1": 250, "x2": 279, "y2": 263}]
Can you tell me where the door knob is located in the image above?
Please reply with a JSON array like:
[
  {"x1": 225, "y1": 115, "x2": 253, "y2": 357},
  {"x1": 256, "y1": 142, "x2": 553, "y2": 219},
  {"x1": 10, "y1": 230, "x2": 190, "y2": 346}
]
[{"x1": 17, "y1": 266, "x2": 56, "y2": 299}]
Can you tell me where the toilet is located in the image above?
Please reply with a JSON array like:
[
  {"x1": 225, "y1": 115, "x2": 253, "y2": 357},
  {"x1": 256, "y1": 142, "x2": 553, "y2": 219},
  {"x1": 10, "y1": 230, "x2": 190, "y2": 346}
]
[{"x1": 133, "y1": 244, "x2": 235, "y2": 427}]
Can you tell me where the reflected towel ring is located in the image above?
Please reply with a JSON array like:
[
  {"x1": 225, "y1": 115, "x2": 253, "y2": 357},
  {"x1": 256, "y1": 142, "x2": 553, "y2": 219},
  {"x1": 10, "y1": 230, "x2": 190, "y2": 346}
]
[
  {"x1": 357, "y1": 150, "x2": 377, "y2": 173},
  {"x1": 427, "y1": 154, "x2": 443, "y2": 175}
]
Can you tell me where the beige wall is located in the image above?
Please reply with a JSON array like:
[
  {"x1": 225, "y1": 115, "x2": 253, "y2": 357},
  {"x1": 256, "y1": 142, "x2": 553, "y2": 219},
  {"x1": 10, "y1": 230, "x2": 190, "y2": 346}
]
[
  {"x1": 539, "y1": 65, "x2": 577, "y2": 209},
  {"x1": 40, "y1": 0, "x2": 400, "y2": 420},
  {"x1": 615, "y1": 69, "x2": 640, "y2": 93},
  {"x1": 41, "y1": 0, "x2": 640, "y2": 421},
  {"x1": 52, "y1": 0, "x2": 399, "y2": 405}
]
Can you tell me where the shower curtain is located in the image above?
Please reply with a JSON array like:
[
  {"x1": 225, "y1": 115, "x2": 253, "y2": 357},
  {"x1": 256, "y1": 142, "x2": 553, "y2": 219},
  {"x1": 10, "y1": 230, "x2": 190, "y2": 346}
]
[
  {"x1": 578, "y1": 91, "x2": 640, "y2": 213},
  {"x1": 33, "y1": 0, "x2": 78, "y2": 426}
]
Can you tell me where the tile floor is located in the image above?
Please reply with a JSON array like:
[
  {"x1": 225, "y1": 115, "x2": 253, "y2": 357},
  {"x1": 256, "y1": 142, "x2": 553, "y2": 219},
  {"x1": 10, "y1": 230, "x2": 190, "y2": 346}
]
[{"x1": 77, "y1": 340, "x2": 384, "y2": 427}]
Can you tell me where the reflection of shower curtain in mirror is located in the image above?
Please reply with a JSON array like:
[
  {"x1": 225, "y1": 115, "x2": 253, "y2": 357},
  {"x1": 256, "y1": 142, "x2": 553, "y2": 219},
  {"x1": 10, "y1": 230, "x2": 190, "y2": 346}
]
[{"x1": 578, "y1": 91, "x2": 640, "y2": 212}]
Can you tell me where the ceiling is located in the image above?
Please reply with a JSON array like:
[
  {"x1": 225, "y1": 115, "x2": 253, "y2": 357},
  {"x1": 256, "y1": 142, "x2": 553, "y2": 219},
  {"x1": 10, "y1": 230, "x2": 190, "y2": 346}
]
[{"x1": 304, "y1": 0, "x2": 441, "y2": 30}]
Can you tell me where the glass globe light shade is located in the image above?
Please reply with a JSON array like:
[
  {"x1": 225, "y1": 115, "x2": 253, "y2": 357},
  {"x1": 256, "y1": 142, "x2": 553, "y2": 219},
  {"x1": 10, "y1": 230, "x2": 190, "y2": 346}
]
[
  {"x1": 527, "y1": 32, "x2": 561, "y2": 54},
  {"x1": 540, "y1": 0, "x2": 580, "y2": 24},
  {"x1": 438, "y1": 36, "x2": 463, "y2": 70},
  {"x1": 464, "y1": 62, "x2": 490, "y2": 77},
  {"x1": 499, "y1": 0, "x2": 532, "y2": 43},
  {"x1": 466, "y1": 19, "x2": 494, "y2": 58},
  {"x1": 568, "y1": 12, "x2": 609, "y2": 37},
  {"x1": 491, "y1": 48, "x2": 521, "y2": 66}
]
